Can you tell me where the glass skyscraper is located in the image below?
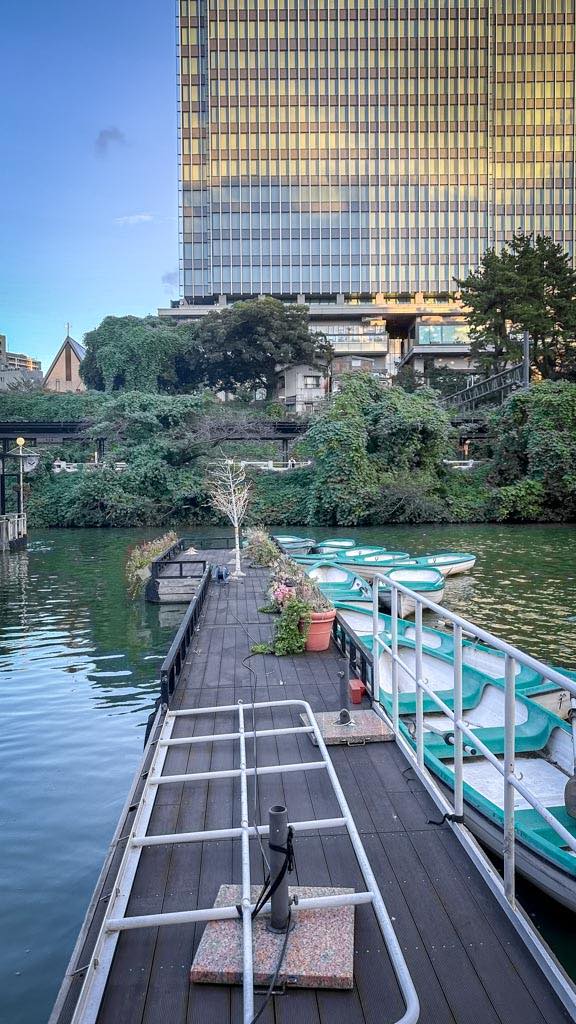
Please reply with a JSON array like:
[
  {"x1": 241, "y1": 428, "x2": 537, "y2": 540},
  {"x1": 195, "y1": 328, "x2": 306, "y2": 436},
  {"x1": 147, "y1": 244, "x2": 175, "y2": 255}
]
[{"x1": 177, "y1": 1, "x2": 575, "y2": 303}]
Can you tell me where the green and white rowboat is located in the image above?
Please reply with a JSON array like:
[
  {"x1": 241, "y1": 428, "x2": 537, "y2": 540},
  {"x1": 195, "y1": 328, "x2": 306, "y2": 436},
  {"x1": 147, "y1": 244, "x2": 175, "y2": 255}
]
[
  {"x1": 333, "y1": 550, "x2": 411, "y2": 578},
  {"x1": 393, "y1": 551, "x2": 477, "y2": 576},
  {"x1": 334, "y1": 602, "x2": 572, "y2": 715},
  {"x1": 272, "y1": 534, "x2": 316, "y2": 555},
  {"x1": 336, "y1": 546, "x2": 387, "y2": 558},
  {"x1": 313, "y1": 537, "x2": 357, "y2": 554},
  {"x1": 305, "y1": 561, "x2": 372, "y2": 603},
  {"x1": 332, "y1": 601, "x2": 576, "y2": 909},
  {"x1": 378, "y1": 567, "x2": 445, "y2": 618},
  {"x1": 310, "y1": 565, "x2": 445, "y2": 618}
]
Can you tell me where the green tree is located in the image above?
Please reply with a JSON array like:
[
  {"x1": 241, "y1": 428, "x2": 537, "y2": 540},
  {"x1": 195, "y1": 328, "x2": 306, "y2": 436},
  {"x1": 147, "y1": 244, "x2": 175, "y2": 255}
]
[
  {"x1": 198, "y1": 297, "x2": 332, "y2": 397},
  {"x1": 394, "y1": 365, "x2": 423, "y2": 393},
  {"x1": 506, "y1": 233, "x2": 576, "y2": 380},
  {"x1": 457, "y1": 233, "x2": 576, "y2": 380},
  {"x1": 81, "y1": 316, "x2": 205, "y2": 393},
  {"x1": 298, "y1": 373, "x2": 454, "y2": 524},
  {"x1": 300, "y1": 413, "x2": 379, "y2": 525},
  {"x1": 489, "y1": 381, "x2": 576, "y2": 518},
  {"x1": 456, "y1": 246, "x2": 522, "y2": 375},
  {"x1": 369, "y1": 384, "x2": 455, "y2": 472}
]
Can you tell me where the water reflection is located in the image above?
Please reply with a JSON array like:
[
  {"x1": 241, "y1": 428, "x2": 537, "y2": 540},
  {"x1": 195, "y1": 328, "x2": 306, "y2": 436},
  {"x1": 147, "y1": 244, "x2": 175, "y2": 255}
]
[{"x1": 0, "y1": 529, "x2": 181, "y2": 1024}]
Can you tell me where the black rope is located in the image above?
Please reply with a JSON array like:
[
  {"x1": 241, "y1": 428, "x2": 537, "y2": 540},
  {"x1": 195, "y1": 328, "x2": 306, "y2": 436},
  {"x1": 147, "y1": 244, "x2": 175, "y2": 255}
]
[
  {"x1": 250, "y1": 827, "x2": 295, "y2": 921},
  {"x1": 227, "y1": 611, "x2": 297, "y2": 1024},
  {"x1": 427, "y1": 812, "x2": 465, "y2": 826},
  {"x1": 248, "y1": 905, "x2": 292, "y2": 1024}
]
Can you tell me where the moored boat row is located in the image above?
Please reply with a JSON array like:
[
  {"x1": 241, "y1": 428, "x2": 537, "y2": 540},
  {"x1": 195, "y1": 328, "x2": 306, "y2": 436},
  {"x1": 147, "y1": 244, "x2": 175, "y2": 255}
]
[
  {"x1": 272, "y1": 533, "x2": 477, "y2": 577},
  {"x1": 332, "y1": 600, "x2": 576, "y2": 911},
  {"x1": 270, "y1": 532, "x2": 576, "y2": 911}
]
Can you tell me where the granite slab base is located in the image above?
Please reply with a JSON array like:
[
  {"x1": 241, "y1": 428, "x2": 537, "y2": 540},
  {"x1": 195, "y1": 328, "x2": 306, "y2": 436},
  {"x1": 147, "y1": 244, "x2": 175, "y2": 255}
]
[
  {"x1": 190, "y1": 884, "x2": 355, "y2": 989},
  {"x1": 300, "y1": 709, "x2": 394, "y2": 745}
]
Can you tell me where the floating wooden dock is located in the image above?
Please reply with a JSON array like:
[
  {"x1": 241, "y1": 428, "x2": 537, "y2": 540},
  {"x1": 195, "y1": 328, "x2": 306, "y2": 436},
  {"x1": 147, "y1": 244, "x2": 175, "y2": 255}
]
[
  {"x1": 50, "y1": 550, "x2": 574, "y2": 1024},
  {"x1": 145, "y1": 538, "x2": 208, "y2": 604}
]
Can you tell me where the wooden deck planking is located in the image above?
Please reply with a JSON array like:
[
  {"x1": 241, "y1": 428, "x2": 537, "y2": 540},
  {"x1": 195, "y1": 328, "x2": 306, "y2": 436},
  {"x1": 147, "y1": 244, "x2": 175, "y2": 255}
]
[{"x1": 51, "y1": 555, "x2": 573, "y2": 1024}]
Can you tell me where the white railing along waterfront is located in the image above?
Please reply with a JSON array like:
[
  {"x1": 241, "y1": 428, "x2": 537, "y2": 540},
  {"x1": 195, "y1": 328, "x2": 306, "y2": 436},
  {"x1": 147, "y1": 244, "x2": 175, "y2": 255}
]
[
  {"x1": 0, "y1": 512, "x2": 26, "y2": 548},
  {"x1": 368, "y1": 573, "x2": 576, "y2": 911}
]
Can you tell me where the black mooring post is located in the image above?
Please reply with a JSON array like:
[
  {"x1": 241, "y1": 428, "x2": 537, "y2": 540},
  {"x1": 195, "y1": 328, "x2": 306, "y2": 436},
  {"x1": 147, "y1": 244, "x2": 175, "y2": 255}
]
[
  {"x1": 337, "y1": 655, "x2": 352, "y2": 726},
  {"x1": 269, "y1": 804, "x2": 290, "y2": 932}
]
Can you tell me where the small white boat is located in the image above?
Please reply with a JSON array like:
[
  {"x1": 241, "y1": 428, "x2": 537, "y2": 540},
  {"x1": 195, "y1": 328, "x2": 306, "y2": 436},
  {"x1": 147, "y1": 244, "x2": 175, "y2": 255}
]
[
  {"x1": 396, "y1": 552, "x2": 477, "y2": 576},
  {"x1": 378, "y1": 567, "x2": 445, "y2": 618},
  {"x1": 332, "y1": 601, "x2": 576, "y2": 909},
  {"x1": 331, "y1": 569, "x2": 444, "y2": 619},
  {"x1": 338, "y1": 546, "x2": 386, "y2": 558},
  {"x1": 314, "y1": 537, "x2": 357, "y2": 554},
  {"x1": 305, "y1": 561, "x2": 373, "y2": 602},
  {"x1": 336, "y1": 551, "x2": 411, "y2": 578},
  {"x1": 272, "y1": 534, "x2": 316, "y2": 555}
]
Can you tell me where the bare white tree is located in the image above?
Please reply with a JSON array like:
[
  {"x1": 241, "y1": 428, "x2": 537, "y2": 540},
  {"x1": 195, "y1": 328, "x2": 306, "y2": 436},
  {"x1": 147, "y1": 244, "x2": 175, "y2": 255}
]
[{"x1": 207, "y1": 459, "x2": 251, "y2": 578}]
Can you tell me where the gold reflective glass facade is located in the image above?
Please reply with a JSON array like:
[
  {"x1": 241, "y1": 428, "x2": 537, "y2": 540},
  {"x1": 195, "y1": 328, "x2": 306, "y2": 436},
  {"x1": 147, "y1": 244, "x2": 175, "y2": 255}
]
[{"x1": 177, "y1": 1, "x2": 576, "y2": 300}]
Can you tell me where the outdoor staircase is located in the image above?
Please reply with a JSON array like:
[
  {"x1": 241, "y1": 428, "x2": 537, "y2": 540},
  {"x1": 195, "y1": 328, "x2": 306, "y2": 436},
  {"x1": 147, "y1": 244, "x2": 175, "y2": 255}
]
[{"x1": 442, "y1": 363, "x2": 526, "y2": 414}]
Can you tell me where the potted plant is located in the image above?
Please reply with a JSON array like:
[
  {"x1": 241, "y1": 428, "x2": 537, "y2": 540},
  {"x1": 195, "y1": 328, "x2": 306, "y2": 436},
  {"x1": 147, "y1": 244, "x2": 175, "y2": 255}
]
[
  {"x1": 293, "y1": 576, "x2": 336, "y2": 652},
  {"x1": 251, "y1": 535, "x2": 336, "y2": 655}
]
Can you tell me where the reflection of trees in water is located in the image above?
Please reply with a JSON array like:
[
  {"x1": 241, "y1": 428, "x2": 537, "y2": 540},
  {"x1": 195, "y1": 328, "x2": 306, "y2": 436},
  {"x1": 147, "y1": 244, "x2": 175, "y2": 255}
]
[{"x1": 1, "y1": 529, "x2": 177, "y2": 711}]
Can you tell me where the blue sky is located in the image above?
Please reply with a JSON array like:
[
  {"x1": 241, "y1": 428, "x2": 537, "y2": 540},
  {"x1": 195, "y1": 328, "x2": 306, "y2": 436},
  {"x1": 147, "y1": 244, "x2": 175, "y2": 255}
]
[{"x1": 0, "y1": 0, "x2": 179, "y2": 367}]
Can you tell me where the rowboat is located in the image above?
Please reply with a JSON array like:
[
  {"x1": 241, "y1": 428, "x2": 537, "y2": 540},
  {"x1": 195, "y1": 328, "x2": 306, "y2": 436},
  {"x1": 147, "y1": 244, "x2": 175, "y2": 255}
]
[
  {"x1": 378, "y1": 567, "x2": 445, "y2": 618},
  {"x1": 391, "y1": 552, "x2": 477, "y2": 576},
  {"x1": 305, "y1": 561, "x2": 372, "y2": 603},
  {"x1": 376, "y1": 643, "x2": 576, "y2": 909},
  {"x1": 333, "y1": 551, "x2": 411, "y2": 578},
  {"x1": 334, "y1": 601, "x2": 571, "y2": 714},
  {"x1": 335, "y1": 546, "x2": 387, "y2": 558},
  {"x1": 333, "y1": 602, "x2": 576, "y2": 909},
  {"x1": 272, "y1": 534, "x2": 316, "y2": 555},
  {"x1": 313, "y1": 537, "x2": 357, "y2": 554}
]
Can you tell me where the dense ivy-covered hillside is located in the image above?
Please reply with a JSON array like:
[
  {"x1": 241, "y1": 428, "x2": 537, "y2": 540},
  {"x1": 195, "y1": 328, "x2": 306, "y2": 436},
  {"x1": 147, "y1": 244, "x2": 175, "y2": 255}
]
[{"x1": 1, "y1": 376, "x2": 575, "y2": 527}]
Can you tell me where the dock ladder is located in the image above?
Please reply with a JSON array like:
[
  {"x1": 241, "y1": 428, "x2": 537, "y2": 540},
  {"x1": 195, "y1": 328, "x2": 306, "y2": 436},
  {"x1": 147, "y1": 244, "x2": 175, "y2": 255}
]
[{"x1": 69, "y1": 698, "x2": 419, "y2": 1024}]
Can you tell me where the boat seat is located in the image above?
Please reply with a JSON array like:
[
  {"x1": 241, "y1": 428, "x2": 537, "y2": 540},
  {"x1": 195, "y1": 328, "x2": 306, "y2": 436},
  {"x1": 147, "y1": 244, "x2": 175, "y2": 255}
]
[{"x1": 420, "y1": 703, "x2": 557, "y2": 763}]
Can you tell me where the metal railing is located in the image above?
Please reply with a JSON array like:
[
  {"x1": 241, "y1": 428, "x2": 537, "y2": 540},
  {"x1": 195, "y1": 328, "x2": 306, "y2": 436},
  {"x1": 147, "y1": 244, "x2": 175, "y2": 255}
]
[
  {"x1": 68, "y1": 699, "x2": 419, "y2": 1024},
  {"x1": 189, "y1": 535, "x2": 236, "y2": 550},
  {"x1": 361, "y1": 574, "x2": 576, "y2": 911},
  {"x1": 148, "y1": 537, "x2": 188, "y2": 578},
  {"x1": 443, "y1": 363, "x2": 524, "y2": 412},
  {"x1": 159, "y1": 565, "x2": 212, "y2": 705},
  {"x1": 0, "y1": 512, "x2": 27, "y2": 550},
  {"x1": 155, "y1": 558, "x2": 207, "y2": 580}
]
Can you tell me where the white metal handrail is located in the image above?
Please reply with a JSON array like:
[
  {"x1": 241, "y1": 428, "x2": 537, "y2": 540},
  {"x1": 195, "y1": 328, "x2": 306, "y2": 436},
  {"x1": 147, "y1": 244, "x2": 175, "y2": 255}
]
[
  {"x1": 70, "y1": 698, "x2": 419, "y2": 1024},
  {"x1": 0, "y1": 512, "x2": 26, "y2": 548},
  {"x1": 369, "y1": 573, "x2": 576, "y2": 909}
]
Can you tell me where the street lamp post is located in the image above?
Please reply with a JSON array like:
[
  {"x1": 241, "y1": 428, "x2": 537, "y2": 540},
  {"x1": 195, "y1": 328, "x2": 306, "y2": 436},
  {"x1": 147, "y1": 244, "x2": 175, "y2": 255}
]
[
  {"x1": 16, "y1": 437, "x2": 25, "y2": 515},
  {"x1": 522, "y1": 332, "x2": 531, "y2": 389}
]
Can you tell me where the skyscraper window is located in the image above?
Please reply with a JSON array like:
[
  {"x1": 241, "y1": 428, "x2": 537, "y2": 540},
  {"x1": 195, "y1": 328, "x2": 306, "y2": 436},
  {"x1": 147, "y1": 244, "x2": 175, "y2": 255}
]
[{"x1": 177, "y1": 1, "x2": 575, "y2": 302}]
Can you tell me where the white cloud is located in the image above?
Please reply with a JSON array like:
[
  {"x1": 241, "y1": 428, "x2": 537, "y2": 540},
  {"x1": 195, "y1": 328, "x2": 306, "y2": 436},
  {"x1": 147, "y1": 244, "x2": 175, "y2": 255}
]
[{"x1": 114, "y1": 212, "x2": 154, "y2": 226}]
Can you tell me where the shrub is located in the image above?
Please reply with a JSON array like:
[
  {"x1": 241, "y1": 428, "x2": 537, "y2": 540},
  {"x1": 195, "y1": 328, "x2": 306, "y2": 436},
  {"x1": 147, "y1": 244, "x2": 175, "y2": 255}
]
[
  {"x1": 125, "y1": 532, "x2": 178, "y2": 596},
  {"x1": 244, "y1": 527, "x2": 279, "y2": 566}
]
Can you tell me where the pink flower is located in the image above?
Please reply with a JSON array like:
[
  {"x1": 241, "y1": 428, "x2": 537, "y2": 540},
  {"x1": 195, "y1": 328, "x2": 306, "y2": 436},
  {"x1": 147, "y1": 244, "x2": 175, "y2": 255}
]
[{"x1": 272, "y1": 583, "x2": 293, "y2": 605}]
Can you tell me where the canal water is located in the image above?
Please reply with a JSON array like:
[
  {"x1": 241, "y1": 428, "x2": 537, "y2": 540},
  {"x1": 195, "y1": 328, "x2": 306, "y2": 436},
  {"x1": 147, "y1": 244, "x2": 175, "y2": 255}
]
[{"x1": 0, "y1": 525, "x2": 574, "y2": 1024}]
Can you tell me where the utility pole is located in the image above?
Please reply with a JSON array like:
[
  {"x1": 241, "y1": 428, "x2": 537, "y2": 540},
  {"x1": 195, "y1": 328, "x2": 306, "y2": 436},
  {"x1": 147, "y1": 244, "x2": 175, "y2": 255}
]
[
  {"x1": 522, "y1": 332, "x2": 531, "y2": 389},
  {"x1": 16, "y1": 437, "x2": 25, "y2": 515}
]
